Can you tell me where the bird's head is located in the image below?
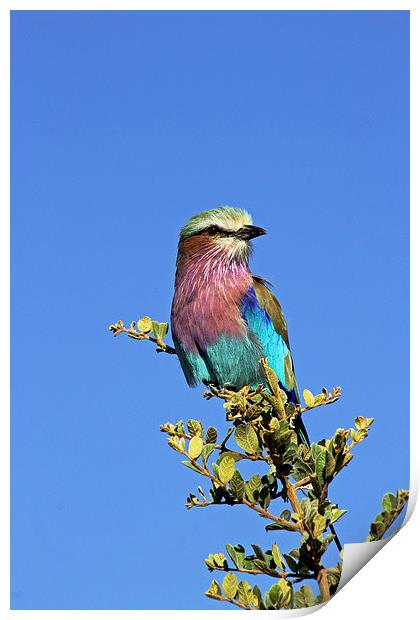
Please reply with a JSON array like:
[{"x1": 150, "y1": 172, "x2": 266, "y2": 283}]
[{"x1": 177, "y1": 206, "x2": 266, "y2": 264}]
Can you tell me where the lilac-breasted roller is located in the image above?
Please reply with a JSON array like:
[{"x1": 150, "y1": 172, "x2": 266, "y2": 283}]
[{"x1": 171, "y1": 206, "x2": 309, "y2": 446}]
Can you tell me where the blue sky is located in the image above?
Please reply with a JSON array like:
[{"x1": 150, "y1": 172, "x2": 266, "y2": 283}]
[{"x1": 11, "y1": 10, "x2": 409, "y2": 610}]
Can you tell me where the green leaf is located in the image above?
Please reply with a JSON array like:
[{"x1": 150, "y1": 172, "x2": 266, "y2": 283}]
[
  {"x1": 187, "y1": 419, "x2": 203, "y2": 437},
  {"x1": 285, "y1": 402, "x2": 296, "y2": 417},
  {"x1": 311, "y1": 444, "x2": 327, "y2": 485},
  {"x1": 343, "y1": 452, "x2": 353, "y2": 465},
  {"x1": 266, "y1": 583, "x2": 281, "y2": 608},
  {"x1": 201, "y1": 443, "x2": 215, "y2": 468},
  {"x1": 212, "y1": 462, "x2": 220, "y2": 481},
  {"x1": 278, "y1": 389, "x2": 288, "y2": 404},
  {"x1": 271, "y1": 543, "x2": 285, "y2": 570},
  {"x1": 216, "y1": 450, "x2": 241, "y2": 464},
  {"x1": 300, "y1": 498, "x2": 312, "y2": 521},
  {"x1": 136, "y1": 316, "x2": 152, "y2": 333},
  {"x1": 225, "y1": 544, "x2": 238, "y2": 568},
  {"x1": 181, "y1": 460, "x2": 202, "y2": 473},
  {"x1": 245, "y1": 403, "x2": 263, "y2": 421},
  {"x1": 370, "y1": 521, "x2": 386, "y2": 539},
  {"x1": 252, "y1": 559, "x2": 272, "y2": 574},
  {"x1": 295, "y1": 584, "x2": 314, "y2": 608},
  {"x1": 237, "y1": 581, "x2": 254, "y2": 608},
  {"x1": 205, "y1": 579, "x2": 221, "y2": 597},
  {"x1": 213, "y1": 553, "x2": 227, "y2": 567},
  {"x1": 245, "y1": 475, "x2": 261, "y2": 502},
  {"x1": 355, "y1": 416, "x2": 374, "y2": 430},
  {"x1": 151, "y1": 320, "x2": 169, "y2": 341},
  {"x1": 227, "y1": 390, "x2": 248, "y2": 411},
  {"x1": 226, "y1": 543, "x2": 245, "y2": 569},
  {"x1": 167, "y1": 437, "x2": 182, "y2": 452},
  {"x1": 265, "y1": 521, "x2": 297, "y2": 532},
  {"x1": 284, "y1": 352, "x2": 295, "y2": 392},
  {"x1": 283, "y1": 553, "x2": 299, "y2": 572},
  {"x1": 251, "y1": 543, "x2": 266, "y2": 561},
  {"x1": 173, "y1": 420, "x2": 185, "y2": 435},
  {"x1": 218, "y1": 455, "x2": 235, "y2": 484},
  {"x1": 262, "y1": 361, "x2": 280, "y2": 395},
  {"x1": 229, "y1": 470, "x2": 245, "y2": 499},
  {"x1": 303, "y1": 388, "x2": 315, "y2": 407},
  {"x1": 234, "y1": 424, "x2": 259, "y2": 454},
  {"x1": 222, "y1": 572, "x2": 238, "y2": 599},
  {"x1": 367, "y1": 489, "x2": 409, "y2": 541},
  {"x1": 351, "y1": 428, "x2": 368, "y2": 443},
  {"x1": 330, "y1": 508, "x2": 347, "y2": 523},
  {"x1": 332, "y1": 428, "x2": 347, "y2": 452},
  {"x1": 382, "y1": 492, "x2": 397, "y2": 512},
  {"x1": 252, "y1": 585, "x2": 265, "y2": 610},
  {"x1": 205, "y1": 426, "x2": 218, "y2": 443},
  {"x1": 312, "y1": 514, "x2": 327, "y2": 539},
  {"x1": 279, "y1": 578, "x2": 292, "y2": 608},
  {"x1": 314, "y1": 393, "x2": 325, "y2": 405},
  {"x1": 325, "y1": 450, "x2": 336, "y2": 479},
  {"x1": 188, "y1": 435, "x2": 203, "y2": 459},
  {"x1": 204, "y1": 554, "x2": 216, "y2": 569}
]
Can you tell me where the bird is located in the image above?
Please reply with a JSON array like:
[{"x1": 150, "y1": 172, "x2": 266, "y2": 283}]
[{"x1": 170, "y1": 206, "x2": 309, "y2": 446}]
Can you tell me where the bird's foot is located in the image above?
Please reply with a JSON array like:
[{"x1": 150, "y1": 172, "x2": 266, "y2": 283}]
[{"x1": 202, "y1": 379, "x2": 216, "y2": 388}]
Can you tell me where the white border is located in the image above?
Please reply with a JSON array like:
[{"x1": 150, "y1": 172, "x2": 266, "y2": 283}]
[{"x1": 2, "y1": 2, "x2": 416, "y2": 618}]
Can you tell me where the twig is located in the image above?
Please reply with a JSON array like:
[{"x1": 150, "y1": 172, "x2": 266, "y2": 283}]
[
  {"x1": 209, "y1": 565, "x2": 316, "y2": 580},
  {"x1": 165, "y1": 430, "x2": 269, "y2": 462},
  {"x1": 109, "y1": 322, "x2": 177, "y2": 354},
  {"x1": 206, "y1": 594, "x2": 250, "y2": 609},
  {"x1": 176, "y1": 446, "x2": 301, "y2": 531},
  {"x1": 298, "y1": 395, "x2": 341, "y2": 415},
  {"x1": 294, "y1": 476, "x2": 312, "y2": 489}
]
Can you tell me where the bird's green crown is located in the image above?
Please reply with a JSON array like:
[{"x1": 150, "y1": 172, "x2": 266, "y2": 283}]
[{"x1": 179, "y1": 206, "x2": 253, "y2": 240}]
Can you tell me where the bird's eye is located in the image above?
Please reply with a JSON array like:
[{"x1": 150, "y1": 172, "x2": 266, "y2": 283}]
[{"x1": 206, "y1": 225, "x2": 219, "y2": 235}]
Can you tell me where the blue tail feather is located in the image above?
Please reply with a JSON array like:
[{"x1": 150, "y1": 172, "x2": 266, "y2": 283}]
[{"x1": 294, "y1": 414, "x2": 310, "y2": 447}]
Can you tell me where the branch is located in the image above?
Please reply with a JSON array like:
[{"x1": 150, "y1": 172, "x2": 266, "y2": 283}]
[
  {"x1": 316, "y1": 567, "x2": 331, "y2": 602},
  {"x1": 165, "y1": 429, "x2": 269, "y2": 463},
  {"x1": 205, "y1": 593, "x2": 250, "y2": 609},
  {"x1": 298, "y1": 386, "x2": 342, "y2": 414},
  {"x1": 209, "y1": 564, "x2": 315, "y2": 580},
  {"x1": 175, "y1": 445, "x2": 301, "y2": 531},
  {"x1": 109, "y1": 312, "x2": 407, "y2": 610},
  {"x1": 109, "y1": 319, "x2": 177, "y2": 354},
  {"x1": 367, "y1": 489, "x2": 409, "y2": 541}
]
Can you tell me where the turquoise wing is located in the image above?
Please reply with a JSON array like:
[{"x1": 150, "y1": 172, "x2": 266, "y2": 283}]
[
  {"x1": 241, "y1": 277, "x2": 299, "y2": 403},
  {"x1": 242, "y1": 277, "x2": 310, "y2": 446}
]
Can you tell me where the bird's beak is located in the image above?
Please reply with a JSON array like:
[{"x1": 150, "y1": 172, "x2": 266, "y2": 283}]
[{"x1": 235, "y1": 225, "x2": 267, "y2": 240}]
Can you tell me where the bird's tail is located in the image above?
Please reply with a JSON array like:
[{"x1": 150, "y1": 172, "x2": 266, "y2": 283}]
[
  {"x1": 294, "y1": 413, "x2": 310, "y2": 448},
  {"x1": 292, "y1": 409, "x2": 343, "y2": 552}
]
